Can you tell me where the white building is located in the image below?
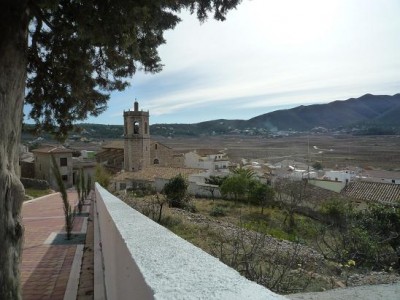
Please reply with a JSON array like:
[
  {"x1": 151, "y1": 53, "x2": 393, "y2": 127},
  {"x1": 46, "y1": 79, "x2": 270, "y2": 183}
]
[
  {"x1": 324, "y1": 170, "x2": 356, "y2": 183},
  {"x1": 184, "y1": 149, "x2": 230, "y2": 172}
]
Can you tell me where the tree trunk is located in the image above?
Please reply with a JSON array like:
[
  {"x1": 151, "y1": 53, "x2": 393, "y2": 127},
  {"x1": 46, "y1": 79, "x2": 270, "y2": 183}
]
[{"x1": 0, "y1": 2, "x2": 29, "y2": 299}]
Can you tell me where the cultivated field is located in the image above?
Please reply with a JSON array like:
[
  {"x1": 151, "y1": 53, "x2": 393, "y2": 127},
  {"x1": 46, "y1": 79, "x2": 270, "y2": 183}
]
[{"x1": 155, "y1": 134, "x2": 400, "y2": 170}]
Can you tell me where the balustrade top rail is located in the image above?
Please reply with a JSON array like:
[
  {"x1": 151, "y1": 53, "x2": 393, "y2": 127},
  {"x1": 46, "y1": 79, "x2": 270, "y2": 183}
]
[{"x1": 95, "y1": 183, "x2": 286, "y2": 300}]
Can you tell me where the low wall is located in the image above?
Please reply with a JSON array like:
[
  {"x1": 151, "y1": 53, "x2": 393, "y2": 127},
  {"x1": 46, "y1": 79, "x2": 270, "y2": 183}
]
[
  {"x1": 95, "y1": 183, "x2": 286, "y2": 300},
  {"x1": 21, "y1": 177, "x2": 50, "y2": 190},
  {"x1": 309, "y1": 179, "x2": 346, "y2": 193}
]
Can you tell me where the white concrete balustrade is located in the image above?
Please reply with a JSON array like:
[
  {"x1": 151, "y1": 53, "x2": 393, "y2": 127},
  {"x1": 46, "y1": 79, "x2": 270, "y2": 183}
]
[{"x1": 94, "y1": 183, "x2": 286, "y2": 300}]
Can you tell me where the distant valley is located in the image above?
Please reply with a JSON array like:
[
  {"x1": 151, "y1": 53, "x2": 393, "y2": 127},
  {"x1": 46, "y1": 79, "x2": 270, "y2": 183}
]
[{"x1": 23, "y1": 93, "x2": 400, "y2": 140}]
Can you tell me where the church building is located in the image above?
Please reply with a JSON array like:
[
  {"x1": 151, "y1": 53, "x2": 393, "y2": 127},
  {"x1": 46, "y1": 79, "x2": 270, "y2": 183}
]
[{"x1": 123, "y1": 101, "x2": 151, "y2": 171}]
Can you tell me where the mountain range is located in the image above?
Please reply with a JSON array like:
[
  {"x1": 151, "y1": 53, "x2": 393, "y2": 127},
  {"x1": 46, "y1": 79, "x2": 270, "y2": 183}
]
[
  {"x1": 22, "y1": 93, "x2": 400, "y2": 140},
  {"x1": 150, "y1": 93, "x2": 400, "y2": 136}
]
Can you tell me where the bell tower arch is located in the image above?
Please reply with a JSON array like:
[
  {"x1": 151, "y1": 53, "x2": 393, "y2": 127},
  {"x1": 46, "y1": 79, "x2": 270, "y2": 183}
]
[{"x1": 123, "y1": 100, "x2": 150, "y2": 171}]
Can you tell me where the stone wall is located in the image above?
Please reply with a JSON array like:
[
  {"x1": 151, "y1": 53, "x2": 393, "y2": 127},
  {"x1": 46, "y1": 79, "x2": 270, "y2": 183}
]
[{"x1": 21, "y1": 177, "x2": 50, "y2": 190}]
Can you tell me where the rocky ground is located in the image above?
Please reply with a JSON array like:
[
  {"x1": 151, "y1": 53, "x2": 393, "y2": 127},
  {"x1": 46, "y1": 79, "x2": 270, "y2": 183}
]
[
  {"x1": 288, "y1": 282, "x2": 400, "y2": 300},
  {"x1": 169, "y1": 208, "x2": 400, "y2": 288},
  {"x1": 121, "y1": 193, "x2": 400, "y2": 294}
]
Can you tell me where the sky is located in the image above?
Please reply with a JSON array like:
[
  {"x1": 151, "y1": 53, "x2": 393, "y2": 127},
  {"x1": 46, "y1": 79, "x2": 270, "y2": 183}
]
[{"x1": 33, "y1": 0, "x2": 400, "y2": 125}]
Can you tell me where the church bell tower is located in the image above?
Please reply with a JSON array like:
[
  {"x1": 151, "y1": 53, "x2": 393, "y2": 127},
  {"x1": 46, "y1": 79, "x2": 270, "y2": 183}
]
[{"x1": 123, "y1": 100, "x2": 150, "y2": 171}]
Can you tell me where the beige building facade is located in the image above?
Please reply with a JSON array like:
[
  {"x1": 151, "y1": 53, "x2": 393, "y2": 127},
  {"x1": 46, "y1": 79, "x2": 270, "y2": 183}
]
[{"x1": 32, "y1": 146, "x2": 74, "y2": 189}]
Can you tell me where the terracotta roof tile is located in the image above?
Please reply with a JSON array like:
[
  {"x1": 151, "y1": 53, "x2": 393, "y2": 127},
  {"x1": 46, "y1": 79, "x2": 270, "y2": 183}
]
[
  {"x1": 341, "y1": 181, "x2": 400, "y2": 205},
  {"x1": 113, "y1": 166, "x2": 204, "y2": 182},
  {"x1": 102, "y1": 140, "x2": 124, "y2": 149},
  {"x1": 32, "y1": 146, "x2": 74, "y2": 154}
]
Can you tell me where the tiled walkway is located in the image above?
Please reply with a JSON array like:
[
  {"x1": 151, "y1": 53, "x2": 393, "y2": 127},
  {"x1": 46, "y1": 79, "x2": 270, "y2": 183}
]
[{"x1": 21, "y1": 191, "x2": 89, "y2": 300}]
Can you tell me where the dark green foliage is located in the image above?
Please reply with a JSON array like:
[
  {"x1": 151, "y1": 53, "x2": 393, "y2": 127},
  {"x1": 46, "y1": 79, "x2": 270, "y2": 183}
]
[
  {"x1": 231, "y1": 167, "x2": 256, "y2": 179},
  {"x1": 274, "y1": 179, "x2": 310, "y2": 232},
  {"x1": 210, "y1": 205, "x2": 226, "y2": 217},
  {"x1": 205, "y1": 175, "x2": 227, "y2": 186},
  {"x1": 23, "y1": 0, "x2": 241, "y2": 139},
  {"x1": 319, "y1": 201, "x2": 400, "y2": 269},
  {"x1": 2, "y1": 2, "x2": 242, "y2": 298},
  {"x1": 86, "y1": 174, "x2": 92, "y2": 196},
  {"x1": 163, "y1": 174, "x2": 189, "y2": 208},
  {"x1": 94, "y1": 164, "x2": 111, "y2": 188},
  {"x1": 248, "y1": 182, "x2": 275, "y2": 214},
  {"x1": 75, "y1": 172, "x2": 82, "y2": 213},
  {"x1": 312, "y1": 162, "x2": 323, "y2": 170},
  {"x1": 51, "y1": 155, "x2": 74, "y2": 240},
  {"x1": 81, "y1": 169, "x2": 86, "y2": 199},
  {"x1": 356, "y1": 204, "x2": 400, "y2": 267},
  {"x1": 320, "y1": 198, "x2": 354, "y2": 229},
  {"x1": 220, "y1": 167, "x2": 256, "y2": 203},
  {"x1": 185, "y1": 202, "x2": 198, "y2": 213},
  {"x1": 220, "y1": 174, "x2": 249, "y2": 203}
]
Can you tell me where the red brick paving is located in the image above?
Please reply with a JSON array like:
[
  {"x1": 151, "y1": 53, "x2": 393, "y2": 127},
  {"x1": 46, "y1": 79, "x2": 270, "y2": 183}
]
[{"x1": 21, "y1": 191, "x2": 88, "y2": 300}]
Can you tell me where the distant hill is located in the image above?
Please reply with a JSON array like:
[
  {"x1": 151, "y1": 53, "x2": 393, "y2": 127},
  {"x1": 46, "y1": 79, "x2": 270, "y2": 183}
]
[
  {"x1": 151, "y1": 94, "x2": 400, "y2": 136},
  {"x1": 22, "y1": 93, "x2": 400, "y2": 140},
  {"x1": 246, "y1": 93, "x2": 400, "y2": 131}
]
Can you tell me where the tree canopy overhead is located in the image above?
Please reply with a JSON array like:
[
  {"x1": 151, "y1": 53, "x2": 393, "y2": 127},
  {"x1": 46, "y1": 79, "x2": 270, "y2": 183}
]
[
  {"x1": 0, "y1": 1, "x2": 241, "y2": 298},
  {"x1": 23, "y1": 0, "x2": 241, "y2": 138}
]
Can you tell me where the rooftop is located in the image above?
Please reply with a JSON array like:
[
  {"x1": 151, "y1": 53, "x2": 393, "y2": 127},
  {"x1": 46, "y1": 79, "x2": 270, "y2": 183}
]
[
  {"x1": 113, "y1": 166, "x2": 205, "y2": 182},
  {"x1": 31, "y1": 146, "x2": 74, "y2": 154},
  {"x1": 341, "y1": 181, "x2": 400, "y2": 205}
]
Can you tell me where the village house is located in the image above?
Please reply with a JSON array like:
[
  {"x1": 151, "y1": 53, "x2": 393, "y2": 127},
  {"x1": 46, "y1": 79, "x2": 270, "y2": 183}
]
[
  {"x1": 341, "y1": 181, "x2": 400, "y2": 207},
  {"x1": 184, "y1": 149, "x2": 230, "y2": 171},
  {"x1": 32, "y1": 146, "x2": 74, "y2": 189}
]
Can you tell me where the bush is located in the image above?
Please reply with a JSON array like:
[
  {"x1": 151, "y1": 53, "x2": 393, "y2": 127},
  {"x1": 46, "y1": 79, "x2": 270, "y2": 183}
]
[
  {"x1": 163, "y1": 174, "x2": 189, "y2": 208},
  {"x1": 94, "y1": 164, "x2": 111, "y2": 188},
  {"x1": 185, "y1": 202, "x2": 198, "y2": 213},
  {"x1": 159, "y1": 215, "x2": 182, "y2": 228},
  {"x1": 210, "y1": 206, "x2": 226, "y2": 217}
]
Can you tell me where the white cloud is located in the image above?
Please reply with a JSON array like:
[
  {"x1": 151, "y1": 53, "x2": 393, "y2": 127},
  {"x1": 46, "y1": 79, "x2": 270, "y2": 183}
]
[{"x1": 99, "y1": 0, "x2": 400, "y2": 124}]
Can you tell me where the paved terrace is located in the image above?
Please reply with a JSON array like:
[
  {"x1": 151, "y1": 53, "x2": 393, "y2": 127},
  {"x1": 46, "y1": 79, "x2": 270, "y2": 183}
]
[
  {"x1": 20, "y1": 186, "x2": 397, "y2": 300},
  {"x1": 21, "y1": 191, "x2": 91, "y2": 300}
]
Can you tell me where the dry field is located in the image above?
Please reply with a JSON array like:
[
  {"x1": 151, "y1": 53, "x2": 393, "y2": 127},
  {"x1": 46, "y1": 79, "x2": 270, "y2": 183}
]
[{"x1": 155, "y1": 134, "x2": 400, "y2": 170}]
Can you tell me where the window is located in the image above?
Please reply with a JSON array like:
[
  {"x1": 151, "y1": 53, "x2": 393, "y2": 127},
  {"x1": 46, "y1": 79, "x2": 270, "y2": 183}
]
[
  {"x1": 60, "y1": 157, "x2": 68, "y2": 166},
  {"x1": 154, "y1": 159, "x2": 159, "y2": 165},
  {"x1": 134, "y1": 121, "x2": 140, "y2": 134},
  {"x1": 155, "y1": 144, "x2": 158, "y2": 150},
  {"x1": 61, "y1": 175, "x2": 68, "y2": 181}
]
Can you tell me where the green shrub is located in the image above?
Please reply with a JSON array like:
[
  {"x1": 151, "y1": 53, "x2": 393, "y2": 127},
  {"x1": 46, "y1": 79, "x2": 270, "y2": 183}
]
[
  {"x1": 185, "y1": 202, "x2": 198, "y2": 213},
  {"x1": 159, "y1": 215, "x2": 182, "y2": 228},
  {"x1": 94, "y1": 164, "x2": 111, "y2": 188},
  {"x1": 210, "y1": 206, "x2": 226, "y2": 217},
  {"x1": 163, "y1": 174, "x2": 189, "y2": 208}
]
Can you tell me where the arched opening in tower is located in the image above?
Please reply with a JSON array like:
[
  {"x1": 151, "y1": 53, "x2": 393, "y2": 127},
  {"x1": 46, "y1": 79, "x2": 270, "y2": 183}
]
[{"x1": 134, "y1": 121, "x2": 140, "y2": 134}]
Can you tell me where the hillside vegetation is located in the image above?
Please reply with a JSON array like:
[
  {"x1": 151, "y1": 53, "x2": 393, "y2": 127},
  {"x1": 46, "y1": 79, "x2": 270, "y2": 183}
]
[{"x1": 22, "y1": 93, "x2": 400, "y2": 139}]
